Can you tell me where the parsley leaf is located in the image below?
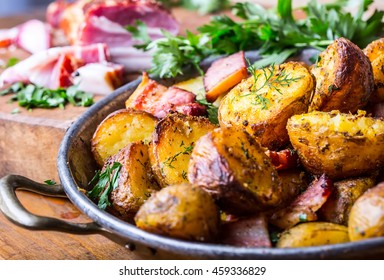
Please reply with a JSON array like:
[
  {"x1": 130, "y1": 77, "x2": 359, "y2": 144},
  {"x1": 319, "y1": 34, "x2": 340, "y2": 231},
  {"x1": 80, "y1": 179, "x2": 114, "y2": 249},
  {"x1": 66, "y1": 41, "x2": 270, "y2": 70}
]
[
  {"x1": 157, "y1": 0, "x2": 230, "y2": 14},
  {"x1": 196, "y1": 96, "x2": 219, "y2": 125},
  {"x1": 0, "y1": 83, "x2": 94, "y2": 109},
  {"x1": 87, "y1": 162, "x2": 122, "y2": 210},
  {"x1": 44, "y1": 179, "x2": 57, "y2": 185}
]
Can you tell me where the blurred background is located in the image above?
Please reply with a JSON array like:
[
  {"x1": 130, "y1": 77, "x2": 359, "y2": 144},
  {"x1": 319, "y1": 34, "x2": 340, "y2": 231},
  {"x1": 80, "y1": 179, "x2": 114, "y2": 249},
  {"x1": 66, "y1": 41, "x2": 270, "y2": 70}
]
[{"x1": 0, "y1": 0, "x2": 53, "y2": 17}]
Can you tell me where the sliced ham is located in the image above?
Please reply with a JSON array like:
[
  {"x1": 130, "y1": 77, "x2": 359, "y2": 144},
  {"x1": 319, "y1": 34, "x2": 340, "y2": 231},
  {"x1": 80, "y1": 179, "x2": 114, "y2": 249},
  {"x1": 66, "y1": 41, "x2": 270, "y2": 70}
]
[{"x1": 73, "y1": 62, "x2": 125, "y2": 95}]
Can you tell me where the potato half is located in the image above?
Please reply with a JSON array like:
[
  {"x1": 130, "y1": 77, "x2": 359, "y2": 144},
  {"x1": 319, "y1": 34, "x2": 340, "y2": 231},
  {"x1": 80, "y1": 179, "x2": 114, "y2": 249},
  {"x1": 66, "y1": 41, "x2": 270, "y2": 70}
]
[
  {"x1": 135, "y1": 183, "x2": 220, "y2": 242},
  {"x1": 277, "y1": 222, "x2": 350, "y2": 248},
  {"x1": 348, "y1": 182, "x2": 384, "y2": 241},
  {"x1": 287, "y1": 110, "x2": 384, "y2": 179},
  {"x1": 91, "y1": 108, "x2": 157, "y2": 167},
  {"x1": 309, "y1": 37, "x2": 374, "y2": 113},
  {"x1": 151, "y1": 113, "x2": 216, "y2": 188},
  {"x1": 188, "y1": 126, "x2": 282, "y2": 214},
  {"x1": 219, "y1": 61, "x2": 314, "y2": 150},
  {"x1": 107, "y1": 141, "x2": 160, "y2": 221}
]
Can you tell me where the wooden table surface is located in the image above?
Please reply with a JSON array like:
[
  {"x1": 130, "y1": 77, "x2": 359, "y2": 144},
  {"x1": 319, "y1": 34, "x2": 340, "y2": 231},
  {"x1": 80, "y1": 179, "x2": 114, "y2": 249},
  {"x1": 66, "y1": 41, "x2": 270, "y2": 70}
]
[{"x1": 0, "y1": 1, "x2": 383, "y2": 260}]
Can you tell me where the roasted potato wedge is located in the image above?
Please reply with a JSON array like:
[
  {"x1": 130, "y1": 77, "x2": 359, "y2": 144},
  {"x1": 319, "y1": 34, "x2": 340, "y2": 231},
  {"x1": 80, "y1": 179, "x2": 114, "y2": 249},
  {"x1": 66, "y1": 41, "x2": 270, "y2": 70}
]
[
  {"x1": 364, "y1": 38, "x2": 384, "y2": 62},
  {"x1": 151, "y1": 113, "x2": 216, "y2": 188},
  {"x1": 309, "y1": 37, "x2": 374, "y2": 113},
  {"x1": 276, "y1": 222, "x2": 350, "y2": 248},
  {"x1": 91, "y1": 108, "x2": 157, "y2": 167},
  {"x1": 188, "y1": 126, "x2": 282, "y2": 214},
  {"x1": 219, "y1": 61, "x2": 314, "y2": 150},
  {"x1": 135, "y1": 183, "x2": 220, "y2": 242},
  {"x1": 287, "y1": 110, "x2": 384, "y2": 179},
  {"x1": 106, "y1": 141, "x2": 160, "y2": 221},
  {"x1": 348, "y1": 182, "x2": 384, "y2": 241},
  {"x1": 320, "y1": 176, "x2": 375, "y2": 226}
]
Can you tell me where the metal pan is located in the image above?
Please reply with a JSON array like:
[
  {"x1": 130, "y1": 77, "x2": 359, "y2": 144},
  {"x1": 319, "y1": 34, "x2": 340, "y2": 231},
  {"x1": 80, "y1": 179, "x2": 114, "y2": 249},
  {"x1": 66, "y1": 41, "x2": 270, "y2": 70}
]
[{"x1": 1, "y1": 51, "x2": 384, "y2": 259}]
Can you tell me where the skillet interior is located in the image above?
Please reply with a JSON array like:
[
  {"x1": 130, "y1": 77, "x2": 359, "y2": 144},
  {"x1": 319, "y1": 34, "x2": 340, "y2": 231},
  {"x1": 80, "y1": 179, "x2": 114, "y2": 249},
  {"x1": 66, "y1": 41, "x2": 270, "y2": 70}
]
[{"x1": 57, "y1": 52, "x2": 384, "y2": 259}]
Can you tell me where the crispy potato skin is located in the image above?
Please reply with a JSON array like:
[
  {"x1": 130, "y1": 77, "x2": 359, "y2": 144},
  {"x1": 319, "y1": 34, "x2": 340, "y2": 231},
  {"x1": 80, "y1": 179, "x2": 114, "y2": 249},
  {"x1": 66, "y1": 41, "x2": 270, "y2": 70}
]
[
  {"x1": 309, "y1": 38, "x2": 374, "y2": 113},
  {"x1": 364, "y1": 39, "x2": 384, "y2": 102},
  {"x1": 188, "y1": 126, "x2": 282, "y2": 214},
  {"x1": 348, "y1": 182, "x2": 384, "y2": 241},
  {"x1": 276, "y1": 222, "x2": 350, "y2": 248},
  {"x1": 219, "y1": 61, "x2": 314, "y2": 150},
  {"x1": 107, "y1": 142, "x2": 160, "y2": 221},
  {"x1": 135, "y1": 184, "x2": 220, "y2": 242},
  {"x1": 91, "y1": 108, "x2": 157, "y2": 167},
  {"x1": 287, "y1": 110, "x2": 384, "y2": 179},
  {"x1": 151, "y1": 113, "x2": 216, "y2": 188},
  {"x1": 320, "y1": 177, "x2": 375, "y2": 226}
]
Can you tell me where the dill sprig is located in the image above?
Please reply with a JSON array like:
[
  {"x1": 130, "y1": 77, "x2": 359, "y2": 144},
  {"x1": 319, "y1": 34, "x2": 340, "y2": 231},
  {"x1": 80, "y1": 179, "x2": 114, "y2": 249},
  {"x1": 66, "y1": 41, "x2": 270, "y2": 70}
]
[
  {"x1": 162, "y1": 144, "x2": 194, "y2": 169},
  {"x1": 243, "y1": 62, "x2": 303, "y2": 109}
]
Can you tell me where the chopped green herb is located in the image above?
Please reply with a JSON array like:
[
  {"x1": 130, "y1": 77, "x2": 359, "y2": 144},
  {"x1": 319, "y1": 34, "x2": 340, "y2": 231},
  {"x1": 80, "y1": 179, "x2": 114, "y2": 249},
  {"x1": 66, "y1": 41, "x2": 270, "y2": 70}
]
[
  {"x1": 196, "y1": 96, "x2": 219, "y2": 125},
  {"x1": 44, "y1": 179, "x2": 57, "y2": 185},
  {"x1": 11, "y1": 108, "x2": 20, "y2": 114},
  {"x1": 0, "y1": 82, "x2": 93, "y2": 109},
  {"x1": 181, "y1": 170, "x2": 188, "y2": 180},
  {"x1": 87, "y1": 162, "x2": 122, "y2": 210},
  {"x1": 163, "y1": 145, "x2": 194, "y2": 169},
  {"x1": 157, "y1": 0, "x2": 230, "y2": 14},
  {"x1": 6, "y1": 57, "x2": 20, "y2": 68}
]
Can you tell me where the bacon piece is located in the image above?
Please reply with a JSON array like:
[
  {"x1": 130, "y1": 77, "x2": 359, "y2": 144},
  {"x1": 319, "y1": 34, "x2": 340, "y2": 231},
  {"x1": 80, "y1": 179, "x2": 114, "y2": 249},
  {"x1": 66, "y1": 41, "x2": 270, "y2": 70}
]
[
  {"x1": 0, "y1": 28, "x2": 18, "y2": 48},
  {"x1": 204, "y1": 51, "x2": 248, "y2": 102},
  {"x1": 46, "y1": 0, "x2": 70, "y2": 29},
  {"x1": 0, "y1": 43, "x2": 110, "y2": 88},
  {"x1": 15, "y1": 20, "x2": 52, "y2": 54},
  {"x1": 266, "y1": 149, "x2": 300, "y2": 170},
  {"x1": 73, "y1": 62, "x2": 125, "y2": 95},
  {"x1": 126, "y1": 73, "x2": 205, "y2": 118},
  {"x1": 60, "y1": 0, "x2": 179, "y2": 46},
  {"x1": 50, "y1": 54, "x2": 84, "y2": 89},
  {"x1": 220, "y1": 215, "x2": 272, "y2": 248},
  {"x1": 270, "y1": 174, "x2": 333, "y2": 229}
]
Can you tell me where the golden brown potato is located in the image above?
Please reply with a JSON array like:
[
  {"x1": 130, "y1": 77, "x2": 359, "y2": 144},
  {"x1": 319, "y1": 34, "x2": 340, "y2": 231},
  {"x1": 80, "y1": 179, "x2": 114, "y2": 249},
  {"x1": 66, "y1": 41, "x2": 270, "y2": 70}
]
[
  {"x1": 219, "y1": 61, "x2": 314, "y2": 150},
  {"x1": 287, "y1": 110, "x2": 384, "y2": 179},
  {"x1": 91, "y1": 108, "x2": 157, "y2": 167},
  {"x1": 364, "y1": 38, "x2": 384, "y2": 62},
  {"x1": 106, "y1": 141, "x2": 160, "y2": 221},
  {"x1": 369, "y1": 54, "x2": 384, "y2": 102},
  {"x1": 188, "y1": 126, "x2": 282, "y2": 214},
  {"x1": 320, "y1": 177, "x2": 376, "y2": 225},
  {"x1": 151, "y1": 113, "x2": 216, "y2": 188},
  {"x1": 348, "y1": 182, "x2": 384, "y2": 241},
  {"x1": 173, "y1": 76, "x2": 205, "y2": 97},
  {"x1": 276, "y1": 222, "x2": 350, "y2": 248},
  {"x1": 135, "y1": 183, "x2": 220, "y2": 242},
  {"x1": 309, "y1": 37, "x2": 374, "y2": 113}
]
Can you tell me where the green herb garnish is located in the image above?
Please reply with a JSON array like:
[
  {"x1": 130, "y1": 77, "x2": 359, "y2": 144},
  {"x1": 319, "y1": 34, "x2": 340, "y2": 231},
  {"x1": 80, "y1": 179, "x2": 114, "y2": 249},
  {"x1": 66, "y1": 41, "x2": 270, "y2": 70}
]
[
  {"x1": 44, "y1": 179, "x2": 57, "y2": 185},
  {"x1": 87, "y1": 162, "x2": 122, "y2": 210},
  {"x1": 157, "y1": 0, "x2": 230, "y2": 15},
  {"x1": 127, "y1": 0, "x2": 384, "y2": 78},
  {"x1": 163, "y1": 144, "x2": 194, "y2": 169},
  {"x1": 0, "y1": 83, "x2": 94, "y2": 109},
  {"x1": 196, "y1": 96, "x2": 219, "y2": 125},
  {"x1": 6, "y1": 57, "x2": 20, "y2": 68},
  {"x1": 299, "y1": 213, "x2": 308, "y2": 222}
]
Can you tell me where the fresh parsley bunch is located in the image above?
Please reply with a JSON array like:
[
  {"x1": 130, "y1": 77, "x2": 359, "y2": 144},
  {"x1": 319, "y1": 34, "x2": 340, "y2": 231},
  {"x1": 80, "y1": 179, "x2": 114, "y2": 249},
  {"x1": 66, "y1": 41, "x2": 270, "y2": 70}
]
[{"x1": 129, "y1": 0, "x2": 384, "y2": 78}]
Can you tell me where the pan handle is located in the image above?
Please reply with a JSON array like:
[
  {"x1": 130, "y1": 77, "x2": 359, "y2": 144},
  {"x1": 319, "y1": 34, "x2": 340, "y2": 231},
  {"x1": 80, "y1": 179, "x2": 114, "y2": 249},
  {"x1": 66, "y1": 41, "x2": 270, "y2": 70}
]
[{"x1": 0, "y1": 174, "x2": 103, "y2": 234}]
